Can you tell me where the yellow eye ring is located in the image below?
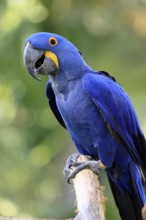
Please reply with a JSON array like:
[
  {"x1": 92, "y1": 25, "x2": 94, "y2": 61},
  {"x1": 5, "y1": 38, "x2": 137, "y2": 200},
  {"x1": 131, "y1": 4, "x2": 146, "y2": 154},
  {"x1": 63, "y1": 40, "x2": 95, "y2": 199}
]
[{"x1": 49, "y1": 37, "x2": 58, "y2": 46}]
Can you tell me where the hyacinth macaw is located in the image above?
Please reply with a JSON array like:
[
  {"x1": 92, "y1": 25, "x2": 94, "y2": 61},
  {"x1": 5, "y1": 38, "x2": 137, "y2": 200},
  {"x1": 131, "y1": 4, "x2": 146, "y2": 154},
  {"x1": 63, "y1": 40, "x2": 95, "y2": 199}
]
[{"x1": 23, "y1": 32, "x2": 146, "y2": 220}]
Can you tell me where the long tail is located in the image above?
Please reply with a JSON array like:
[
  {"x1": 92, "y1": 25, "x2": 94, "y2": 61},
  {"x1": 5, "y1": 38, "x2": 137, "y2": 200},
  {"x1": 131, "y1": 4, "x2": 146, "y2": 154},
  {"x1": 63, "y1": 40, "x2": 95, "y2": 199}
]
[{"x1": 107, "y1": 161, "x2": 146, "y2": 220}]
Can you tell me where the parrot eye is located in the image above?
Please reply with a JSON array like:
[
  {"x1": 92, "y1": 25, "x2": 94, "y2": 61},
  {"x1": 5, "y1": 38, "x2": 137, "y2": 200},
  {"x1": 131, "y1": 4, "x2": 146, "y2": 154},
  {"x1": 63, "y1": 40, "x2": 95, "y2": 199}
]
[{"x1": 49, "y1": 37, "x2": 58, "y2": 46}]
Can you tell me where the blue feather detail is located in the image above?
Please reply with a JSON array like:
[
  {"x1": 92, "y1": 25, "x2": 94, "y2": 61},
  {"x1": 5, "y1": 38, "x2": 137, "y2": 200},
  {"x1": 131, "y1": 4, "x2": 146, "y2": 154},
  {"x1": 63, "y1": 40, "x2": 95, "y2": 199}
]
[{"x1": 82, "y1": 73, "x2": 142, "y2": 164}]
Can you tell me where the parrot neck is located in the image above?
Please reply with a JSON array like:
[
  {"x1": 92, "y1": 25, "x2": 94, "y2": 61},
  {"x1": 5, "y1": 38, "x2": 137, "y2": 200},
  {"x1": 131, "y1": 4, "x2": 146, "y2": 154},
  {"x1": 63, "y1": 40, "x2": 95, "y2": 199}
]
[{"x1": 50, "y1": 62, "x2": 94, "y2": 96}]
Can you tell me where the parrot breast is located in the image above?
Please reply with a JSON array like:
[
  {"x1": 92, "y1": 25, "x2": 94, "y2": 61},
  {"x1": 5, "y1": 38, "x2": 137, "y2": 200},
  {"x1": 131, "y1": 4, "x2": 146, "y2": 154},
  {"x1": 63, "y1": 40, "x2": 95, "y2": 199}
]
[{"x1": 55, "y1": 79, "x2": 120, "y2": 168}]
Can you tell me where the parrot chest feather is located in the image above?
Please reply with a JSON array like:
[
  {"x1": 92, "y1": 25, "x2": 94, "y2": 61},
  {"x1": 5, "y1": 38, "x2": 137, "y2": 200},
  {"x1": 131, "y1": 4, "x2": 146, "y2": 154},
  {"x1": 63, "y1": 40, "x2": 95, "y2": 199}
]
[{"x1": 55, "y1": 79, "x2": 119, "y2": 167}]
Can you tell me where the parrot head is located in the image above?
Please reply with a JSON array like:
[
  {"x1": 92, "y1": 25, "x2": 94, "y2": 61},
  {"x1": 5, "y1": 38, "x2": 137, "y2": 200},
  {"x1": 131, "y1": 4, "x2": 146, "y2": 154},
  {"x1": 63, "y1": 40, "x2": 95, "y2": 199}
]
[{"x1": 23, "y1": 32, "x2": 86, "y2": 81}]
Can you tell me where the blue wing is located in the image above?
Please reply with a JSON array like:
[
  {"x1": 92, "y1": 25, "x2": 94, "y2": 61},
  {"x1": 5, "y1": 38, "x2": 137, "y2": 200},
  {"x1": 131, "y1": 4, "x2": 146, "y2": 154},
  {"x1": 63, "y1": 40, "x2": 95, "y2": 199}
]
[{"x1": 82, "y1": 72, "x2": 146, "y2": 166}]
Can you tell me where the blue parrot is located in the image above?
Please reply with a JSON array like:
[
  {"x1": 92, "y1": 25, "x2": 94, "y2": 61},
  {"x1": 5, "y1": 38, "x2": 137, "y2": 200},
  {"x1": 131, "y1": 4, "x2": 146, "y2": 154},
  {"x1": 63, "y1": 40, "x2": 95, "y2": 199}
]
[{"x1": 23, "y1": 32, "x2": 146, "y2": 220}]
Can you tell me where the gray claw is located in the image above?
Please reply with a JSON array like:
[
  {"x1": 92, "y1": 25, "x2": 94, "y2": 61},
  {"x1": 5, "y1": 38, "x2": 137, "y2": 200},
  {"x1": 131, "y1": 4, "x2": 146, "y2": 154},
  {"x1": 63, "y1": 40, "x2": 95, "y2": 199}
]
[
  {"x1": 63, "y1": 153, "x2": 80, "y2": 177},
  {"x1": 63, "y1": 153, "x2": 106, "y2": 184}
]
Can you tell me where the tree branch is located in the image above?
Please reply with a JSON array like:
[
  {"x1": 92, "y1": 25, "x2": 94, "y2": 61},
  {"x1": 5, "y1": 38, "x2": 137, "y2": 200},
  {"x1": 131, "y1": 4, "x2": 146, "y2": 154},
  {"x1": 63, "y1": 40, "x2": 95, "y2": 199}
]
[{"x1": 72, "y1": 155, "x2": 106, "y2": 220}]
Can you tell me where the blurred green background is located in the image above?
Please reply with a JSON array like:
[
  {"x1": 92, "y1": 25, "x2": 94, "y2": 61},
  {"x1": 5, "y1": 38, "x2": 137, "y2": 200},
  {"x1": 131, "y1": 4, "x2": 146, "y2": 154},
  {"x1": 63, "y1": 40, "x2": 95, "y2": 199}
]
[{"x1": 0, "y1": 0, "x2": 146, "y2": 219}]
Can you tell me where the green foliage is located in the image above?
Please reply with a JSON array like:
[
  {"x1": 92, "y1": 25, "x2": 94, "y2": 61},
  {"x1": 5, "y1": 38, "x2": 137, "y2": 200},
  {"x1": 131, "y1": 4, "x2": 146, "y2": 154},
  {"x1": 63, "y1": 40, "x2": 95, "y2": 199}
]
[{"x1": 0, "y1": 0, "x2": 146, "y2": 219}]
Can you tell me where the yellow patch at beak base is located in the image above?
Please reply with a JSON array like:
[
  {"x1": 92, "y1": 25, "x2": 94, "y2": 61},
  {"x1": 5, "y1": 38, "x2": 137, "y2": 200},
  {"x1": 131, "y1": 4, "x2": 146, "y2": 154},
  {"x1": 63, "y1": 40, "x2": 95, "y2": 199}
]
[{"x1": 45, "y1": 51, "x2": 59, "y2": 68}]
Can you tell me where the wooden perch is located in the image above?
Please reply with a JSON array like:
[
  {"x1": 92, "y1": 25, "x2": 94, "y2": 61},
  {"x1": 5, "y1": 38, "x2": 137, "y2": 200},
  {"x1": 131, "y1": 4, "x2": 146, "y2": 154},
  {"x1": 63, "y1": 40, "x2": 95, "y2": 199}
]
[
  {"x1": 142, "y1": 204, "x2": 146, "y2": 220},
  {"x1": 72, "y1": 155, "x2": 106, "y2": 220}
]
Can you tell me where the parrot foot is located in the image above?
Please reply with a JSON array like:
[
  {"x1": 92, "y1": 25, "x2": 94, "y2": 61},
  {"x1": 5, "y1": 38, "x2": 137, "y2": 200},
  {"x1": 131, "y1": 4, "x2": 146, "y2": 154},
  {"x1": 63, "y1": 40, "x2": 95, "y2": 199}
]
[{"x1": 63, "y1": 153, "x2": 106, "y2": 183}]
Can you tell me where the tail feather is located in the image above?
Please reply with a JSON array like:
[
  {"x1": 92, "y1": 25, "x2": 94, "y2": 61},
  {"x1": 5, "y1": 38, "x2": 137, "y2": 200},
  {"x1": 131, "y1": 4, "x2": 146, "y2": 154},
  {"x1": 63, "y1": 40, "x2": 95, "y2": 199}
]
[
  {"x1": 107, "y1": 160, "x2": 146, "y2": 220},
  {"x1": 129, "y1": 161, "x2": 146, "y2": 206},
  {"x1": 108, "y1": 175, "x2": 142, "y2": 220}
]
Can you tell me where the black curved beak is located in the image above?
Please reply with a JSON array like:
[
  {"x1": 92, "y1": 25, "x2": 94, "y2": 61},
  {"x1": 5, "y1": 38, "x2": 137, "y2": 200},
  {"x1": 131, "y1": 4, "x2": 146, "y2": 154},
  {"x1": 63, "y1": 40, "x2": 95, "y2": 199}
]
[{"x1": 23, "y1": 42, "x2": 58, "y2": 80}]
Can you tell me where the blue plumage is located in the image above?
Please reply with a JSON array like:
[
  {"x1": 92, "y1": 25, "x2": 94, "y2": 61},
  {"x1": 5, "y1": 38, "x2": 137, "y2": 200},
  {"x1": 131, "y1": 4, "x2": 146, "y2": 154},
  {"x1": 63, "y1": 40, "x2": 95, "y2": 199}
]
[{"x1": 24, "y1": 32, "x2": 146, "y2": 220}]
